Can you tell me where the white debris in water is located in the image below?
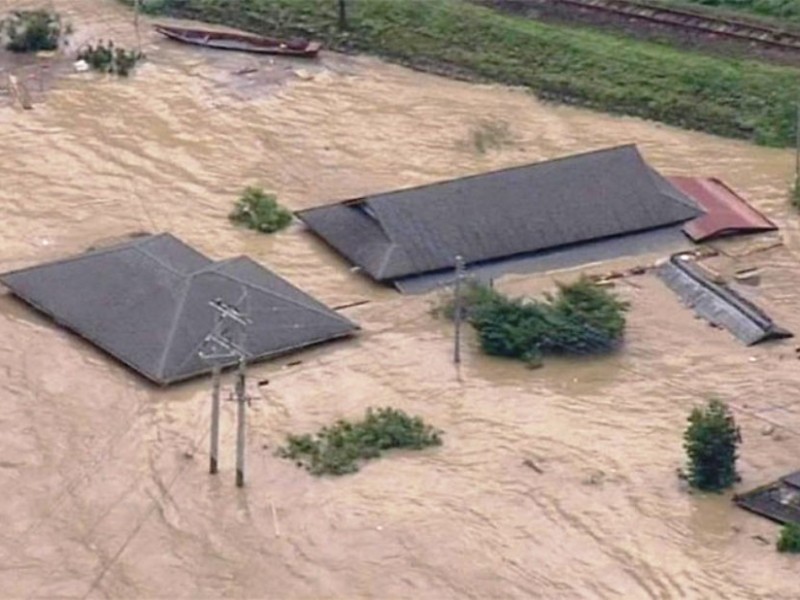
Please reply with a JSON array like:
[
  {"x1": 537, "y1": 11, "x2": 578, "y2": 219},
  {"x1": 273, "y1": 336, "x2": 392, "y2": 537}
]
[{"x1": 73, "y1": 60, "x2": 89, "y2": 73}]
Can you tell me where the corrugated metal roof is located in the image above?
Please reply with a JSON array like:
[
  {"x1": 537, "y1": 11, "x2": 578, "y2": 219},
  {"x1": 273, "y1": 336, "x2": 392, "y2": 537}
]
[
  {"x1": 668, "y1": 176, "x2": 778, "y2": 242},
  {"x1": 0, "y1": 234, "x2": 358, "y2": 384},
  {"x1": 735, "y1": 472, "x2": 800, "y2": 525},
  {"x1": 298, "y1": 145, "x2": 703, "y2": 283},
  {"x1": 656, "y1": 255, "x2": 791, "y2": 346}
]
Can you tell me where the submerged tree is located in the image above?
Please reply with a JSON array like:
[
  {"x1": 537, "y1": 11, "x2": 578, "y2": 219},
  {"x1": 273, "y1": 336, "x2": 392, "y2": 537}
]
[
  {"x1": 2, "y1": 10, "x2": 63, "y2": 53},
  {"x1": 229, "y1": 186, "x2": 292, "y2": 233},
  {"x1": 434, "y1": 276, "x2": 629, "y2": 365},
  {"x1": 777, "y1": 522, "x2": 800, "y2": 553},
  {"x1": 683, "y1": 399, "x2": 741, "y2": 492},
  {"x1": 77, "y1": 41, "x2": 144, "y2": 76}
]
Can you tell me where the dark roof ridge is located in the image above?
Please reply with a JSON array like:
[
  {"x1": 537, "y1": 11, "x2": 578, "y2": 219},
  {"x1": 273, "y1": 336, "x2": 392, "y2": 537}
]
[
  {"x1": 134, "y1": 233, "x2": 201, "y2": 276},
  {"x1": 0, "y1": 233, "x2": 172, "y2": 278},
  {"x1": 155, "y1": 277, "x2": 194, "y2": 379},
  {"x1": 296, "y1": 144, "x2": 639, "y2": 214}
]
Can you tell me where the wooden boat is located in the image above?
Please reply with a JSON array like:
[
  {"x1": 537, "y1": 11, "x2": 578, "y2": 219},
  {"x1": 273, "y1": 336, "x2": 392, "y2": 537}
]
[{"x1": 154, "y1": 25, "x2": 322, "y2": 58}]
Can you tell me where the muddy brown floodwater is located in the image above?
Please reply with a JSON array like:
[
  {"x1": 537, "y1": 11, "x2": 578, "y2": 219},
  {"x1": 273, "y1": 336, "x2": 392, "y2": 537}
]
[{"x1": 3, "y1": 0, "x2": 800, "y2": 598}]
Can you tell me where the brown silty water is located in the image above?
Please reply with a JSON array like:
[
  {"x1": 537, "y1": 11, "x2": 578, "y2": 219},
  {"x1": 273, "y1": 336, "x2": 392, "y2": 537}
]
[{"x1": 2, "y1": 1, "x2": 800, "y2": 597}]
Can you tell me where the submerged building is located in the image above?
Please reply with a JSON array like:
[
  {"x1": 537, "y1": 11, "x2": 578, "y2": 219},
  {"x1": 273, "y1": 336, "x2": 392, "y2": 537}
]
[
  {"x1": 0, "y1": 234, "x2": 358, "y2": 384},
  {"x1": 297, "y1": 145, "x2": 704, "y2": 292}
]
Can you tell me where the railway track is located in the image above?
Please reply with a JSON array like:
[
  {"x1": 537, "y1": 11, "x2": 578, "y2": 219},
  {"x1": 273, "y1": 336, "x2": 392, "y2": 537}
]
[{"x1": 501, "y1": 0, "x2": 800, "y2": 53}]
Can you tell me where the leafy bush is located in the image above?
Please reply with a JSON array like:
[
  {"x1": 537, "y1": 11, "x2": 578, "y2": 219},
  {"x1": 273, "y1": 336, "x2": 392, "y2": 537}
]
[
  {"x1": 683, "y1": 399, "x2": 741, "y2": 492},
  {"x1": 277, "y1": 407, "x2": 443, "y2": 476},
  {"x1": 230, "y1": 186, "x2": 292, "y2": 233},
  {"x1": 436, "y1": 277, "x2": 629, "y2": 363},
  {"x1": 77, "y1": 41, "x2": 144, "y2": 76},
  {"x1": 777, "y1": 522, "x2": 800, "y2": 553},
  {"x1": 2, "y1": 10, "x2": 62, "y2": 52}
]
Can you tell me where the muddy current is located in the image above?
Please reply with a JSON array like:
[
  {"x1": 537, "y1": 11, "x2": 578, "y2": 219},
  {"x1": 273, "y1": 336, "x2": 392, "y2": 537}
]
[{"x1": 2, "y1": 1, "x2": 800, "y2": 598}]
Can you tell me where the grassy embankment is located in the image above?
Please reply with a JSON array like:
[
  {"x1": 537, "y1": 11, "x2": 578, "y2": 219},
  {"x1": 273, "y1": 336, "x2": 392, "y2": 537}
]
[{"x1": 138, "y1": 0, "x2": 800, "y2": 146}]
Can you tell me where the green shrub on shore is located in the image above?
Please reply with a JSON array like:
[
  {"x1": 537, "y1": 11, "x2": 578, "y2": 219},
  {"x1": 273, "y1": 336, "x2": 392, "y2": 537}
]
[
  {"x1": 229, "y1": 186, "x2": 292, "y2": 233},
  {"x1": 129, "y1": 0, "x2": 800, "y2": 146},
  {"x1": 437, "y1": 277, "x2": 628, "y2": 364},
  {"x1": 278, "y1": 407, "x2": 443, "y2": 476},
  {"x1": 2, "y1": 10, "x2": 63, "y2": 52}
]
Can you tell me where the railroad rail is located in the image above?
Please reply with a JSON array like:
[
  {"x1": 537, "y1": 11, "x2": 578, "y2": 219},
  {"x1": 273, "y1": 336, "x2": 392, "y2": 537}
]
[{"x1": 508, "y1": 0, "x2": 800, "y2": 53}]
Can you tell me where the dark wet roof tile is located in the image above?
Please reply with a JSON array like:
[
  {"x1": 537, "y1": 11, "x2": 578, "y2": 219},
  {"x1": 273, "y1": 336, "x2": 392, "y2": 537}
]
[
  {"x1": 0, "y1": 234, "x2": 358, "y2": 384},
  {"x1": 297, "y1": 145, "x2": 703, "y2": 283}
]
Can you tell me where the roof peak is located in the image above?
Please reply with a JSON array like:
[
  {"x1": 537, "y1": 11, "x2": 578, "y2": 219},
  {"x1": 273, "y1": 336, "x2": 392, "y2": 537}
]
[{"x1": 297, "y1": 144, "x2": 641, "y2": 214}]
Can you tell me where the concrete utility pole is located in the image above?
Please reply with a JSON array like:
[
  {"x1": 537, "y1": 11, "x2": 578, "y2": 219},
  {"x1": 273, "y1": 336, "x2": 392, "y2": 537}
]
[
  {"x1": 235, "y1": 355, "x2": 247, "y2": 488},
  {"x1": 209, "y1": 363, "x2": 222, "y2": 474},
  {"x1": 199, "y1": 297, "x2": 251, "y2": 484},
  {"x1": 795, "y1": 101, "x2": 800, "y2": 186},
  {"x1": 453, "y1": 255, "x2": 466, "y2": 364}
]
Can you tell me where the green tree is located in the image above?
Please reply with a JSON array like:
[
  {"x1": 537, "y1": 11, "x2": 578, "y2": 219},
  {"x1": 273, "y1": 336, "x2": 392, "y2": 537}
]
[{"x1": 684, "y1": 399, "x2": 741, "y2": 492}]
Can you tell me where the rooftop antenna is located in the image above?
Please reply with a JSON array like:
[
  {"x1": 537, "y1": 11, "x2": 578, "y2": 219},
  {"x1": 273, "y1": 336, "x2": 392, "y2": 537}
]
[{"x1": 199, "y1": 296, "x2": 252, "y2": 486}]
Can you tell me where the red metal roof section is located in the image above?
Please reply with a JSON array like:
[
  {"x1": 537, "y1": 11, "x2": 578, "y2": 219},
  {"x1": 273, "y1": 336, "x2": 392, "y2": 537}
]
[{"x1": 669, "y1": 176, "x2": 778, "y2": 242}]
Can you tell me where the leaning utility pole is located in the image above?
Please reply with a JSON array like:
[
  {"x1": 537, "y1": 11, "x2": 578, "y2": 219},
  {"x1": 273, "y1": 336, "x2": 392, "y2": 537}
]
[{"x1": 453, "y1": 255, "x2": 466, "y2": 364}]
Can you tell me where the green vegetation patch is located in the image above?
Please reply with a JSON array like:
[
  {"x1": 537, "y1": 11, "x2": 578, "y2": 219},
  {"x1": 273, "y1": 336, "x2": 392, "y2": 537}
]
[
  {"x1": 77, "y1": 41, "x2": 144, "y2": 76},
  {"x1": 683, "y1": 399, "x2": 741, "y2": 492},
  {"x1": 1, "y1": 9, "x2": 63, "y2": 52},
  {"x1": 777, "y1": 522, "x2": 800, "y2": 553},
  {"x1": 135, "y1": 0, "x2": 800, "y2": 146},
  {"x1": 278, "y1": 407, "x2": 443, "y2": 476},
  {"x1": 437, "y1": 277, "x2": 629, "y2": 364},
  {"x1": 229, "y1": 186, "x2": 292, "y2": 233}
]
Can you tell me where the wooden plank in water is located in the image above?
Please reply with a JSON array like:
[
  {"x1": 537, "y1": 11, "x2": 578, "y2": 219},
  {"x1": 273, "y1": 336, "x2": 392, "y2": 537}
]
[{"x1": 8, "y1": 74, "x2": 33, "y2": 110}]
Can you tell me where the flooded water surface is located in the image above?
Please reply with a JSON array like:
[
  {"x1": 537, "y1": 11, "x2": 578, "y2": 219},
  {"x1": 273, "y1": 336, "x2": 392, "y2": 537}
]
[{"x1": 3, "y1": 1, "x2": 800, "y2": 598}]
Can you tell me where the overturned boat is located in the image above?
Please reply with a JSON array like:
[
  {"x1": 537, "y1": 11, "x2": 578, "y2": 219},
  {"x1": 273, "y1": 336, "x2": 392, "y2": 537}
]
[{"x1": 154, "y1": 24, "x2": 322, "y2": 57}]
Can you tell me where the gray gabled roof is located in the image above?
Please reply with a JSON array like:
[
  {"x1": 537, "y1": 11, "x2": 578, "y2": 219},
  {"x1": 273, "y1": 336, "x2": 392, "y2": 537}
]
[
  {"x1": 657, "y1": 255, "x2": 792, "y2": 346},
  {"x1": 0, "y1": 234, "x2": 358, "y2": 384},
  {"x1": 297, "y1": 145, "x2": 703, "y2": 283}
]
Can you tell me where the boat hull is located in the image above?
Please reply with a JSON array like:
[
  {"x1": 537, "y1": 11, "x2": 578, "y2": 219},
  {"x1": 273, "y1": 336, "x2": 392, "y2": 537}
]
[{"x1": 154, "y1": 25, "x2": 321, "y2": 58}]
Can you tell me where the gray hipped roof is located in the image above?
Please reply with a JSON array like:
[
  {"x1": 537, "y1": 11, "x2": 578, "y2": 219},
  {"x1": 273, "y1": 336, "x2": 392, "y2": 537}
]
[
  {"x1": 0, "y1": 234, "x2": 358, "y2": 384},
  {"x1": 297, "y1": 145, "x2": 702, "y2": 282}
]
